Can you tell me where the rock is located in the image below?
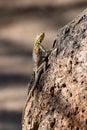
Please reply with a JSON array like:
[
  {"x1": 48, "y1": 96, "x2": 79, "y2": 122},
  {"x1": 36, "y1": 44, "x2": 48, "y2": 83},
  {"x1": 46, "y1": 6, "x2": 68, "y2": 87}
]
[{"x1": 22, "y1": 8, "x2": 87, "y2": 130}]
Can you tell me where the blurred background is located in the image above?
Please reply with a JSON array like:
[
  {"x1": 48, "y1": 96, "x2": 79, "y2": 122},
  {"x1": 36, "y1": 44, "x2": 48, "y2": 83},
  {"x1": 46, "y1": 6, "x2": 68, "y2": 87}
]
[{"x1": 0, "y1": 0, "x2": 87, "y2": 130}]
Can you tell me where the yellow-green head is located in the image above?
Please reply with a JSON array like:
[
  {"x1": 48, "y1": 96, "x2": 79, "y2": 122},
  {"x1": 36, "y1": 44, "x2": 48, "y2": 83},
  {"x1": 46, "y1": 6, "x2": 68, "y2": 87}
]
[{"x1": 35, "y1": 32, "x2": 45, "y2": 45}]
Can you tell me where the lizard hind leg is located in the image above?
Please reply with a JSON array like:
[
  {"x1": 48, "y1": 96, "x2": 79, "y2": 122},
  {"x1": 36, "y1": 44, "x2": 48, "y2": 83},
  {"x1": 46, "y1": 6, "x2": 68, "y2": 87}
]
[{"x1": 37, "y1": 61, "x2": 46, "y2": 74}]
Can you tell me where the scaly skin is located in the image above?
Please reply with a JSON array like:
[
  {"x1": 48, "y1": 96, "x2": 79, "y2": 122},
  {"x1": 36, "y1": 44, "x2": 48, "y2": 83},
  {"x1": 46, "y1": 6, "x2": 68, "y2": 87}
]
[
  {"x1": 33, "y1": 32, "x2": 46, "y2": 79},
  {"x1": 22, "y1": 33, "x2": 47, "y2": 130}
]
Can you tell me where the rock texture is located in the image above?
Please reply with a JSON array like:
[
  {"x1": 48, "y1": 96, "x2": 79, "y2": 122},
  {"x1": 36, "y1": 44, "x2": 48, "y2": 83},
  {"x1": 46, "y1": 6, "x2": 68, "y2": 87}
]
[{"x1": 22, "y1": 9, "x2": 87, "y2": 130}]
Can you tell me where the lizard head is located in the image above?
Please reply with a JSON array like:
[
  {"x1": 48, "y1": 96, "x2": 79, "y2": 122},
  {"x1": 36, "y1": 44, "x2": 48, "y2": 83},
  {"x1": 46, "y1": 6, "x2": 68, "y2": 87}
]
[{"x1": 35, "y1": 32, "x2": 45, "y2": 45}]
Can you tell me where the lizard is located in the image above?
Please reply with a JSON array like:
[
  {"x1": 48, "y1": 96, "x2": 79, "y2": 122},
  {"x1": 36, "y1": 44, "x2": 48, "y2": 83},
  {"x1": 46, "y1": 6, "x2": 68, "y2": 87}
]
[{"x1": 22, "y1": 32, "x2": 51, "y2": 129}]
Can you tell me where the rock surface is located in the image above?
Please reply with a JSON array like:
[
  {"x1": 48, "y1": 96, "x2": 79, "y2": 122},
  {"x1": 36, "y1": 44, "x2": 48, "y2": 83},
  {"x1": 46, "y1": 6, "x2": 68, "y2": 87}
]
[{"x1": 22, "y1": 9, "x2": 87, "y2": 130}]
